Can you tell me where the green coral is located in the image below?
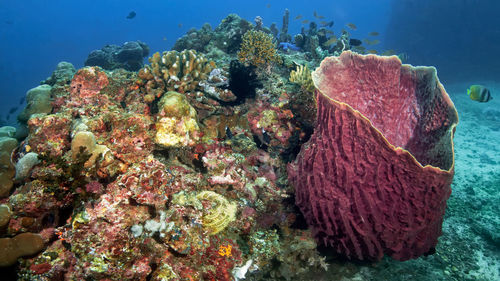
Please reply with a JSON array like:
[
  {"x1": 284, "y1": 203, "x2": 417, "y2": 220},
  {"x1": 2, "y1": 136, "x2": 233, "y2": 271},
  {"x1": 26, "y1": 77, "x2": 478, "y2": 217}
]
[{"x1": 238, "y1": 30, "x2": 282, "y2": 68}]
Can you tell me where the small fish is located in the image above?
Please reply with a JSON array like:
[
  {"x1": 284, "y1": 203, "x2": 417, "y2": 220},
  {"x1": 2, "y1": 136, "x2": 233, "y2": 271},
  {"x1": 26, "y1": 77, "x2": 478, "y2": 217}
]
[
  {"x1": 325, "y1": 29, "x2": 334, "y2": 35},
  {"x1": 467, "y1": 85, "x2": 492, "y2": 102},
  {"x1": 262, "y1": 128, "x2": 271, "y2": 144},
  {"x1": 320, "y1": 21, "x2": 334, "y2": 27},
  {"x1": 126, "y1": 11, "x2": 136, "y2": 19},
  {"x1": 369, "y1": 31, "x2": 379, "y2": 36},
  {"x1": 381, "y1": 49, "x2": 397, "y2": 56},
  {"x1": 19, "y1": 96, "x2": 25, "y2": 104},
  {"x1": 266, "y1": 3, "x2": 271, "y2": 8},
  {"x1": 301, "y1": 20, "x2": 310, "y2": 24},
  {"x1": 225, "y1": 126, "x2": 233, "y2": 139},
  {"x1": 353, "y1": 46, "x2": 366, "y2": 52},
  {"x1": 346, "y1": 23, "x2": 357, "y2": 30},
  {"x1": 322, "y1": 37, "x2": 338, "y2": 47},
  {"x1": 163, "y1": 36, "x2": 167, "y2": 41},
  {"x1": 295, "y1": 15, "x2": 303, "y2": 20},
  {"x1": 367, "y1": 49, "x2": 378, "y2": 54},
  {"x1": 4, "y1": 20, "x2": 14, "y2": 25},
  {"x1": 349, "y1": 38, "x2": 362, "y2": 46},
  {"x1": 317, "y1": 30, "x2": 326, "y2": 36},
  {"x1": 363, "y1": 39, "x2": 380, "y2": 45},
  {"x1": 8, "y1": 106, "x2": 18, "y2": 114},
  {"x1": 314, "y1": 11, "x2": 318, "y2": 18},
  {"x1": 178, "y1": 23, "x2": 183, "y2": 28}
]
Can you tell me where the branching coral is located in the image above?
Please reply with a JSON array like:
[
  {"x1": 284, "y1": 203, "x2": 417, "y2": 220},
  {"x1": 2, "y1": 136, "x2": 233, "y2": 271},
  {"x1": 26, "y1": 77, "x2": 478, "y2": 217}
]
[
  {"x1": 237, "y1": 30, "x2": 282, "y2": 68},
  {"x1": 289, "y1": 64, "x2": 315, "y2": 93},
  {"x1": 137, "y1": 49, "x2": 215, "y2": 100}
]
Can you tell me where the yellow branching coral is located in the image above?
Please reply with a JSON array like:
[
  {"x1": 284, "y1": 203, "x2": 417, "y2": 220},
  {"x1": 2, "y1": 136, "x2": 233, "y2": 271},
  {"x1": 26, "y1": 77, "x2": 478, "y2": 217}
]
[
  {"x1": 238, "y1": 30, "x2": 282, "y2": 68},
  {"x1": 196, "y1": 191, "x2": 237, "y2": 235},
  {"x1": 137, "y1": 49, "x2": 215, "y2": 98},
  {"x1": 289, "y1": 64, "x2": 315, "y2": 93}
]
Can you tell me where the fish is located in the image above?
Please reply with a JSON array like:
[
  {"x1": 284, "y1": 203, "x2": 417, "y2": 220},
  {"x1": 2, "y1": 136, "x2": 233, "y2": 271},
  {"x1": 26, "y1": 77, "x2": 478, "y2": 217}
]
[
  {"x1": 295, "y1": 15, "x2": 303, "y2": 20},
  {"x1": 346, "y1": 23, "x2": 357, "y2": 30},
  {"x1": 8, "y1": 106, "x2": 18, "y2": 114},
  {"x1": 367, "y1": 49, "x2": 378, "y2": 54},
  {"x1": 313, "y1": 11, "x2": 325, "y2": 19},
  {"x1": 126, "y1": 11, "x2": 136, "y2": 19},
  {"x1": 320, "y1": 21, "x2": 334, "y2": 27},
  {"x1": 369, "y1": 31, "x2": 379, "y2": 36},
  {"x1": 178, "y1": 23, "x2": 183, "y2": 28},
  {"x1": 381, "y1": 49, "x2": 397, "y2": 56},
  {"x1": 467, "y1": 85, "x2": 493, "y2": 102},
  {"x1": 19, "y1": 96, "x2": 25, "y2": 104},
  {"x1": 262, "y1": 128, "x2": 271, "y2": 144},
  {"x1": 322, "y1": 37, "x2": 338, "y2": 47},
  {"x1": 349, "y1": 38, "x2": 362, "y2": 46},
  {"x1": 301, "y1": 20, "x2": 309, "y2": 24},
  {"x1": 225, "y1": 126, "x2": 233, "y2": 139},
  {"x1": 266, "y1": 3, "x2": 271, "y2": 8},
  {"x1": 363, "y1": 39, "x2": 380, "y2": 45},
  {"x1": 163, "y1": 36, "x2": 167, "y2": 41}
]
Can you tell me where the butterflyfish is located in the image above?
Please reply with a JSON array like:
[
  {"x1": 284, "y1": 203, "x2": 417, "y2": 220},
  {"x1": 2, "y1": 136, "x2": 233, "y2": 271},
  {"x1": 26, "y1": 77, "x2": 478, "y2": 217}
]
[{"x1": 467, "y1": 85, "x2": 492, "y2": 102}]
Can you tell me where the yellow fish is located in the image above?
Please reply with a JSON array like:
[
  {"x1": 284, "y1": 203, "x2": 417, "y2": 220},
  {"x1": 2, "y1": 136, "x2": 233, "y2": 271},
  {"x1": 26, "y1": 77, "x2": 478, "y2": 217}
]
[
  {"x1": 369, "y1": 31, "x2": 379, "y2": 36},
  {"x1": 301, "y1": 20, "x2": 310, "y2": 24},
  {"x1": 367, "y1": 49, "x2": 378, "y2": 54},
  {"x1": 295, "y1": 15, "x2": 303, "y2": 20},
  {"x1": 322, "y1": 36, "x2": 338, "y2": 47},
  {"x1": 467, "y1": 85, "x2": 493, "y2": 102},
  {"x1": 346, "y1": 23, "x2": 357, "y2": 30}
]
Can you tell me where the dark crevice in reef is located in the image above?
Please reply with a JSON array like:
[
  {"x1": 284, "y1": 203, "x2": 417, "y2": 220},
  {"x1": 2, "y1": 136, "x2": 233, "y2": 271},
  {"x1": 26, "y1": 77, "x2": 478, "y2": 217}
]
[{"x1": 220, "y1": 60, "x2": 262, "y2": 106}]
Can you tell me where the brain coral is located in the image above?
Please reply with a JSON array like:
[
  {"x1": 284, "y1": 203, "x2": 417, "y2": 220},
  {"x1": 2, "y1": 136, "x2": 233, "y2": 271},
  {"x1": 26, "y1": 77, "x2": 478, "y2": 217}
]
[{"x1": 288, "y1": 51, "x2": 458, "y2": 261}]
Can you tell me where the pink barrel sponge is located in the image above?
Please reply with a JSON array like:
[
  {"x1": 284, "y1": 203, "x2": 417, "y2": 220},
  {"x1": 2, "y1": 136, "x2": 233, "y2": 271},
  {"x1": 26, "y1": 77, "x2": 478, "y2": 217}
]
[{"x1": 288, "y1": 51, "x2": 458, "y2": 261}]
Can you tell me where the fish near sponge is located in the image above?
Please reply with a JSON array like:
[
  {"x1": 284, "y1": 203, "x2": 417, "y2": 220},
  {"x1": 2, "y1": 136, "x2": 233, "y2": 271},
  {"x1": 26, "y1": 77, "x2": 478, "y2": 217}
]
[{"x1": 467, "y1": 85, "x2": 492, "y2": 102}]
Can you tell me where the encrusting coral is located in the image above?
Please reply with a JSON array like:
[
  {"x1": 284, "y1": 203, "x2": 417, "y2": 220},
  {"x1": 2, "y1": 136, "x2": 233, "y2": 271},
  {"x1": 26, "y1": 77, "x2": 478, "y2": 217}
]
[
  {"x1": 154, "y1": 91, "x2": 200, "y2": 147},
  {"x1": 238, "y1": 30, "x2": 282, "y2": 68}
]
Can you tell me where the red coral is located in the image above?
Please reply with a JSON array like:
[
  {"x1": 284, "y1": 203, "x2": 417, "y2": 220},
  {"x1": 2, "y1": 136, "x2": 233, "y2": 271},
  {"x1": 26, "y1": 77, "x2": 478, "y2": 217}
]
[
  {"x1": 288, "y1": 51, "x2": 458, "y2": 261},
  {"x1": 30, "y1": 263, "x2": 52, "y2": 274}
]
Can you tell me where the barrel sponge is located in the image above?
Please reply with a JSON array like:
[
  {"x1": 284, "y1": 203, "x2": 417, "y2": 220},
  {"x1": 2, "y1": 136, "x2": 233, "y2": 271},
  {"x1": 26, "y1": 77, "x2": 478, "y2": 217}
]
[
  {"x1": 196, "y1": 191, "x2": 237, "y2": 235},
  {"x1": 0, "y1": 232, "x2": 44, "y2": 267},
  {"x1": 288, "y1": 51, "x2": 458, "y2": 261}
]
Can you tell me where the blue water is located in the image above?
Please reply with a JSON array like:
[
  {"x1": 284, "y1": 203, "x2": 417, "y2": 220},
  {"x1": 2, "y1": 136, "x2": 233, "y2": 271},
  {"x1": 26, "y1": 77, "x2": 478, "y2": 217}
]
[{"x1": 0, "y1": 0, "x2": 498, "y2": 123}]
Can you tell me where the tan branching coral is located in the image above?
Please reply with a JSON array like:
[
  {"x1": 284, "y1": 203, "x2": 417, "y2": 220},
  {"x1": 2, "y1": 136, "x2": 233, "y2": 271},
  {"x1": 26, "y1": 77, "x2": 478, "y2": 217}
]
[
  {"x1": 196, "y1": 191, "x2": 237, "y2": 235},
  {"x1": 238, "y1": 30, "x2": 281, "y2": 68},
  {"x1": 137, "y1": 49, "x2": 215, "y2": 100},
  {"x1": 289, "y1": 64, "x2": 315, "y2": 93}
]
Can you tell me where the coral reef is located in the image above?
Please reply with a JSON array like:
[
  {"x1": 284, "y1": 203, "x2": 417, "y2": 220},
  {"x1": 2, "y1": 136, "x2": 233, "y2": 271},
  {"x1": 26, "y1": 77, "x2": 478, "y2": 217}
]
[
  {"x1": 196, "y1": 190, "x2": 237, "y2": 235},
  {"x1": 17, "y1": 85, "x2": 53, "y2": 123},
  {"x1": 85, "y1": 41, "x2": 150, "y2": 71},
  {"x1": 0, "y1": 136, "x2": 17, "y2": 197},
  {"x1": 288, "y1": 51, "x2": 459, "y2": 261},
  {"x1": 238, "y1": 30, "x2": 282, "y2": 68},
  {"x1": 41, "y1": 61, "x2": 76, "y2": 86},
  {"x1": 0, "y1": 232, "x2": 44, "y2": 266}
]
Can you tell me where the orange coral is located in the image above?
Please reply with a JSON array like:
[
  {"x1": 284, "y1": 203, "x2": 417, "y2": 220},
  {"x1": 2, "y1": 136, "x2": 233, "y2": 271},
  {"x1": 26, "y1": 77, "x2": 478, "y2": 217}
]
[{"x1": 237, "y1": 30, "x2": 281, "y2": 68}]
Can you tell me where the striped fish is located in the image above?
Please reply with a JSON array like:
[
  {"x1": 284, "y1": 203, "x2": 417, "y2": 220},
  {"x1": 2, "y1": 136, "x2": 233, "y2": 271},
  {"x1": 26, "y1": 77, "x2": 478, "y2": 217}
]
[{"x1": 467, "y1": 85, "x2": 492, "y2": 102}]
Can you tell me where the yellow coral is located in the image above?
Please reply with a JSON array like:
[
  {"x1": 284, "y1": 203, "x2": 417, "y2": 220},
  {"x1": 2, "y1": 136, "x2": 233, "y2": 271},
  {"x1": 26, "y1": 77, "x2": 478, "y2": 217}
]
[
  {"x1": 289, "y1": 64, "x2": 315, "y2": 93},
  {"x1": 196, "y1": 191, "x2": 237, "y2": 235},
  {"x1": 238, "y1": 30, "x2": 282, "y2": 68},
  {"x1": 154, "y1": 91, "x2": 200, "y2": 147},
  {"x1": 138, "y1": 49, "x2": 214, "y2": 96}
]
